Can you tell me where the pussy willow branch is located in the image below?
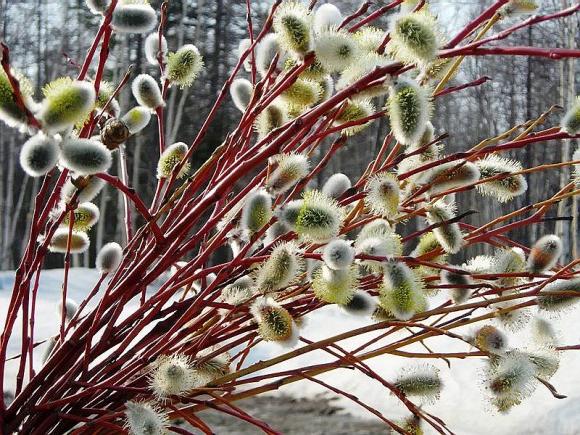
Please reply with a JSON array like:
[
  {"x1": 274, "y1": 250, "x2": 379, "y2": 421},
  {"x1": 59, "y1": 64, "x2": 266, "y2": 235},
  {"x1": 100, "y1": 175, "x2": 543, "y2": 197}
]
[{"x1": 3, "y1": 1, "x2": 580, "y2": 432}]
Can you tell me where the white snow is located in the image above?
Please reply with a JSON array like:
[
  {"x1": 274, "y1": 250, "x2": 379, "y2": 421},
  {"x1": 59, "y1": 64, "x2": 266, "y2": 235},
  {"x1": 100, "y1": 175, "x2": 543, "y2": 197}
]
[{"x1": 1, "y1": 268, "x2": 579, "y2": 434}]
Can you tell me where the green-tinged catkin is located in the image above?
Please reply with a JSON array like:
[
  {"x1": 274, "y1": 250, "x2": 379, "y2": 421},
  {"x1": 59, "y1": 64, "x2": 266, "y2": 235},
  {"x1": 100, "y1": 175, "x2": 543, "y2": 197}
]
[
  {"x1": 312, "y1": 264, "x2": 358, "y2": 305},
  {"x1": 61, "y1": 202, "x2": 100, "y2": 231},
  {"x1": 272, "y1": 1, "x2": 312, "y2": 56},
  {"x1": 314, "y1": 29, "x2": 359, "y2": 73},
  {"x1": 425, "y1": 200, "x2": 464, "y2": 254},
  {"x1": 240, "y1": 189, "x2": 272, "y2": 234},
  {"x1": 387, "y1": 77, "x2": 431, "y2": 146},
  {"x1": 121, "y1": 106, "x2": 152, "y2": 134},
  {"x1": 561, "y1": 96, "x2": 580, "y2": 135},
  {"x1": 157, "y1": 142, "x2": 189, "y2": 179},
  {"x1": 191, "y1": 349, "x2": 231, "y2": 387},
  {"x1": 394, "y1": 364, "x2": 442, "y2": 404},
  {"x1": 355, "y1": 221, "x2": 402, "y2": 273},
  {"x1": 333, "y1": 98, "x2": 375, "y2": 136},
  {"x1": 280, "y1": 78, "x2": 323, "y2": 107},
  {"x1": 166, "y1": 44, "x2": 204, "y2": 88},
  {"x1": 500, "y1": 0, "x2": 541, "y2": 17},
  {"x1": 475, "y1": 154, "x2": 527, "y2": 203},
  {"x1": 266, "y1": 153, "x2": 310, "y2": 195},
  {"x1": 536, "y1": 278, "x2": 580, "y2": 313},
  {"x1": 221, "y1": 276, "x2": 254, "y2": 306},
  {"x1": 380, "y1": 261, "x2": 426, "y2": 320},
  {"x1": 255, "y1": 101, "x2": 288, "y2": 139},
  {"x1": 484, "y1": 352, "x2": 537, "y2": 413},
  {"x1": 364, "y1": 172, "x2": 400, "y2": 218},
  {"x1": 250, "y1": 296, "x2": 299, "y2": 346},
  {"x1": 0, "y1": 67, "x2": 35, "y2": 129},
  {"x1": 292, "y1": 190, "x2": 345, "y2": 242},
  {"x1": 39, "y1": 78, "x2": 96, "y2": 132},
  {"x1": 388, "y1": 10, "x2": 441, "y2": 66},
  {"x1": 255, "y1": 241, "x2": 303, "y2": 293},
  {"x1": 492, "y1": 247, "x2": 526, "y2": 288}
]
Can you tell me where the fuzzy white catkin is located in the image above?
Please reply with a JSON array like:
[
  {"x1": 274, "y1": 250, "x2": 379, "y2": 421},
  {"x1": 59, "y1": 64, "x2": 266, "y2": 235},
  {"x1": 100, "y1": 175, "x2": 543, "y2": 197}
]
[
  {"x1": 144, "y1": 33, "x2": 168, "y2": 65},
  {"x1": 313, "y1": 4, "x2": 343, "y2": 33},
  {"x1": 42, "y1": 336, "x2": 57, "y2": 364},
  {"x1": 527, "y1": 234, "x2": 562, "y2": 273},
  {"x1": 230, "y1": 78, "x2": 253, "y2": 112},
  {"x1": 314, "y1": 30, "x2": 358, "y2": 72},
  {"x1": 237, "y1": 38, "x2": 253, "y2": 72},
  {"x1": 19, "y1": 134, "x2": 60, "y2": 177},
  {"x1": 322, "y1": 173, "x2": 351, "y2": 199},
  {"x1": 48, "y1": 228, "x2": 90, "y2": 254},
  {"x1": 39, "y1": 80, "x2": 96, "y2": 133},
  {"x1": 255, "y1": 33, "x2": 281, "y2": 77},
  {"x1": 341, "y1": 291, "x2": 377, "y2": 317},
  {"x1": 57, "y1": 298, "x2": 79, "y2": 322},
  {"x1": 131, "y1": 74, "x2": 164, "y2": 110},
  {"x1": 85, "y1": 0, "x2": 111, "y2": 15},
  {"x1": 125, "y1": 401, "x2": 169, "y2": 435},
  {"x1": 96, "y1": 242, "x2": 123, "y2": 273},
  {"x1": 112, "y1": 3, "x2": 157, "y2": 34},
  {"x1": 322, "y1": 239, "x2": 355, "y2": 270},
  {"x1": 61, "y1": 177, "x2": 106, "y2": 204},
  {"x1": 60, "y1": 138, "x2": 112, "y2": 175},
  {"x1": 121, "y1": 106, "x2": 152, "y2": 134}
]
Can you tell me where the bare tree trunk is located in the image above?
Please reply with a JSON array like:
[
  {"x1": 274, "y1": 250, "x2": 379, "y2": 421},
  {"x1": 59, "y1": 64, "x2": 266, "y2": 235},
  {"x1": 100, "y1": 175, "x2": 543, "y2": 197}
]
[
  {"x1": 96, "y1": 184, "x2": 108, "y2": 255},
  {"x1": 556, "y1": 0, "x2": 575, "y2": 262},
  {"x1": 167, "y1": 2, "x2": 189, "y2": 144},
  {"x1": 2, "y1": 138, "x2": 16, "y2": 270}
]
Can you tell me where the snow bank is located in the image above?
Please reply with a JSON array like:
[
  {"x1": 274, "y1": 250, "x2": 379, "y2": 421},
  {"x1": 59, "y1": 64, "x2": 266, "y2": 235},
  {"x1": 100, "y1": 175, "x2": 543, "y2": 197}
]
[{"x1": 2, "y1": 269, "x2": 579, "y2": 433}]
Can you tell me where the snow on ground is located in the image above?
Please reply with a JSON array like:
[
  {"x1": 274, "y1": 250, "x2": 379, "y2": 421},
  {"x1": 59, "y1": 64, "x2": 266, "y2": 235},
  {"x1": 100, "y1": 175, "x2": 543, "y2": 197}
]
[{"x1": 1, "y1": 268, "x2": 580, "y2": 434}]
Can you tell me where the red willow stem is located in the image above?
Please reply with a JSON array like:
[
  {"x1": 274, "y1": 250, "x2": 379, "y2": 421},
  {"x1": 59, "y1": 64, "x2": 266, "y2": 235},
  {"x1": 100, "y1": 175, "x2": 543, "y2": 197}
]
[
  {"x1": 445, "y1": 0, "x2": 509, "y2": 48},
  {"x1": 161, "y1": 0, "x2": 282, "y2": 194},
  {"x1": 4, "y1": 0, "x2": 580, "y2": 431},
  {"x1": 77, "y1": 0, "x2": 118, "y2": 81},
  {"x1": 347, "y1": 0, "x2": 404, "y2": 33},
  {"x1": 459, "y1": 4, "x2": 580, "y2": 53},
  {"x1": 27, "y1": 268, "x2": 42, "y2": 380},
  {"x1": 95, "y1": 173, "x2": 164, "y2": 242},
  {"x1": 0, "y1": 43, "x2": 41, "y2": 129},
  {"x1": 442, "y1": 45, "x2": 580, "y2": 60},
  {"x1": 60, "y1": 210, "x2": 76, "y2": 342},
  {"x1": 434, "y1": 75, "x2": 491, "y2": 98},
  {"x1": 245, "y1": 0, "x2": 257, "y2": 84},
  {"x1": 338, "y1": 1, "x2": 372, "y2": 30},
  {"x1": 1, "y1": 1, "x2": 119, "y2": 422}
]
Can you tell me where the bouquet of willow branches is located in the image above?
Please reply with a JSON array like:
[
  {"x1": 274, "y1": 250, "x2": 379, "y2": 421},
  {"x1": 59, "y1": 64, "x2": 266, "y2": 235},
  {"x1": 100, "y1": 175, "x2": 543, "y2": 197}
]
[{"x1": 1, "y1": 0, "x2": 579, "y2": 433}]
